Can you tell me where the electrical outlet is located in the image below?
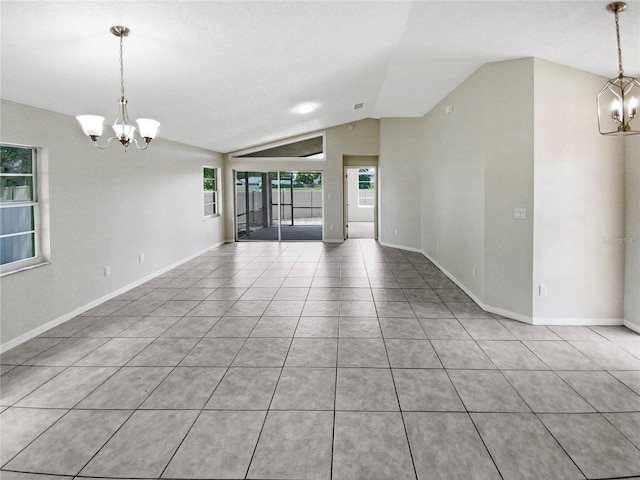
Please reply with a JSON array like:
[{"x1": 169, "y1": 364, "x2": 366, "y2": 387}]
[
  {"x1": 139, "y1": 254, "x2": 145, "y2": 263},
  {"x1": 330, "y1": 225, "x2": 335, "y2": 231},
  {"x1": 473, "y1": 267, "x2": 477, "y2": 278},
  {"x1": 539, "y1": 284, "x2": 548, "y2": 296},
  {"x1": 436, "y1": 243, "x2": 440, "y2": 251},
  {"x1": 394, "y1": 229, "x2": 398, "y2": 235},
  {"x1": 104, "y1": 266, "x2": 111, "y2": 277},
  {"x1": 514, "y1": 208, "x2": 527, "y2": 219}
]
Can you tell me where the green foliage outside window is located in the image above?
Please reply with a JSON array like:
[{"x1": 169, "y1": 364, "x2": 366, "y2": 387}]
[
  {"x1": 1, "y1": 146, "x2": 32, "y2": 174},
  {"x1": 204, "y1": 167, "x2": 216, "y2": 191},
  {"x1": 358, "y1": 168, "x2": 374, "y2": 190},
  {"x1": 295, "y1": 172, "x2": 320, "y2": 185}
]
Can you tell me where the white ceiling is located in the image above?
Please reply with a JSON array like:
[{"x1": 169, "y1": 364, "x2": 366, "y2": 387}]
[{"x1": 2, "y1": 0, "x2": 639, "y2": 153}]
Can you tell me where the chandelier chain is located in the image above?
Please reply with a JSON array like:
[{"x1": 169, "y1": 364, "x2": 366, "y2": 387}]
[
  {"x1": 614, "y1": 9, "x2": 624, "y2": 76},
  {"x1": 76, "y1": 25, "x2": 160, "y2": 149},
  {"x1": 119, "y1": 34, "x2": 125, "y2": 98}
]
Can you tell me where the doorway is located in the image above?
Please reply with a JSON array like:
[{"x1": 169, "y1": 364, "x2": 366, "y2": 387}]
[
  {"x1": 235, "y1": 170, "x2": 323, "y2": 241},
  {"x1": 344, "y1": 167, "x2": 376, "y2": 239}
]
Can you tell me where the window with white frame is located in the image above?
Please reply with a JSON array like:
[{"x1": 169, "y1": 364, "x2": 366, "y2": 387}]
[
  {"x1": 358, "y1": 168, "x2": 375, "y2": 207},
  {"x1": 203, "y1": 167, "x2": 218, "y2": 217},
  {"x1": 1, "y1": 145, "x2": 41, "y2": 271}
]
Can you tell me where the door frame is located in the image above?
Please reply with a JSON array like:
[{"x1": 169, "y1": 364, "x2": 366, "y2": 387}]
[
  {"x1": 342, "y1": 155, "x2": 379, "y2": 240},
  {"x1": 234, "y1": 169, "x2": 324, "y2": 242}
]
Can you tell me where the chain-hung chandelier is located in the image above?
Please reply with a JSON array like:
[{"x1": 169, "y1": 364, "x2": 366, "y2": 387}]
[
  {"x1": 597, "y1": 2, "x2": 639, "y2": 135},
  {"x1": 77, "y1": 26, "x2": 160, "y2": 150}
]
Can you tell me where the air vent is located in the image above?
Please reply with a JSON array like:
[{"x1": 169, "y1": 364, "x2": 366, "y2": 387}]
[{"x1": 354, "y1": 103, "x2": 364, "y2": 110}]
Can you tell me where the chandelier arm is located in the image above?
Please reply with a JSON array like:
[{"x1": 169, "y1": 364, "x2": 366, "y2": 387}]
[
  {"x1": 132, "y1": 137, "x2": 150, "y2": 151},
  {"x1": 91, "y1": 136, "x2": 119, "y2": 150},
  {"x1": 77, "y1": 26, "x2": 160, "y2": 151}
]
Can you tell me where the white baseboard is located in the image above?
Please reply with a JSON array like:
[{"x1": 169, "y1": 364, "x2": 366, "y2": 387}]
[
  {"x1": 324, "y1": 238, "x2": 344, "y2": 244},
  {"x1": 378, "y1": 240, "x2": 423, "y2": 253},
  {"x1": 0, "y1": 242, "x2": 224, "y2": 354},
  {"x1": 419, "y1": 247, "x2": 624, "y2": 328},
  {"x1": 623, "y1": 320, "x2": 640, "y2": 334},
  {"x1": 483, "y1": 305, "x2": 533, "y2": 324},
  {"x1": 531, "y1": 317, "x2": 623, "y2": 326}
]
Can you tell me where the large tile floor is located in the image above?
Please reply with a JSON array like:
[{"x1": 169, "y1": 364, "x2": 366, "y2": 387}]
[{"x1": 2, "y1": 239, "x2": 640, "y2": 480}]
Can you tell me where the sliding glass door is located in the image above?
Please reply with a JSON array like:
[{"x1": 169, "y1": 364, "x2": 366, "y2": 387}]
[{"x1": 236, "y1": 171, "x2": 322, "y2": 241}]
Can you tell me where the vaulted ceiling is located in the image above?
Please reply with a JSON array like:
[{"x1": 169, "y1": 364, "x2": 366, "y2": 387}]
[{"x1": 2, "y1": 1, "x2": 638, "y2": 153}]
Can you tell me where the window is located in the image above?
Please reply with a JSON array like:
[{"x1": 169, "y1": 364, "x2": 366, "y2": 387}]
[
  {"x1": 358, "y1": 168, "x2": 375, "y2": 207},
  {"x1": 1, "y1": 145, "x2": 41, "y2": 271},
  {"x1": 203, "y1": 167, "x2": 218, "y2": 217}
]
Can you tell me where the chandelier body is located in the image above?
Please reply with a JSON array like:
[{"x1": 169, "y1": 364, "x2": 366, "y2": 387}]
[
  {"x1": 597, "y1": 2, "x2": 639, "y2": 135},
  {"x1": 77, "y1": 26, "x2": 160, "y2": 150}
]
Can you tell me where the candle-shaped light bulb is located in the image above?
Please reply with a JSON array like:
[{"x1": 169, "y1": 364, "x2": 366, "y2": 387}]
[
  {"x1": 612, "y1": 99, "x2": 622, "y2": 121},
  {"x1": 629, "y1": 97, "x2": 637, "y2": 119}
]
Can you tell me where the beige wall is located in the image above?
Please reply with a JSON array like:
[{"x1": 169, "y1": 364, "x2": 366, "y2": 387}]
[
  {"x1": 0, "y1": 100, "x2": 225, "y2": 349},
  {"x1": 418, "y1": 65, "x2": 488, "y2": 301},
  {"x1": 325, "y1": 119, "x2": 380, "y2": 241},
  {"x1": 381, "y1": 59, "x2": 535, "y2": 316},
  {"x1": 484, "y1": 60, "x2": 535, "y2": 318},
  {"x1": 625, "y1": 134, "x2": 640, "y2": 331},
  {"x1": 378, "y1": 117, "x2": 423, "y2": 251},
  {"x1": 532, "y1": 59, "x2": 625, "y2": 323}
]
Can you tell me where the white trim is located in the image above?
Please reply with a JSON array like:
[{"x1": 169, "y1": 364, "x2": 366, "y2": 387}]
[
  {"x1": 423, "y1": 249, "x2": 623, "y2": 326},
  {"x1": 230, "y1": 131, "x2": 326, "y2": 159},
  {"x1": 624, "y1": 320, "x2": 640, "y2": 334},
  {"x1": 0, "y1": 260, "x2": 50, "y2": 278},
  {"x1": 383, "y1": 241, "x2": 625, "y2": 328},
  {"x1": 378, "y1": 240, "x2": 422, "y2": 253},
  {"x1": 420, "y1": 248, "x2": 492, "y2": 312},
  {"x1": 0, "y1": 241, "x2": 224, "y2": 354},
  {"x1": 323, "y1": 238, "x2": 343, "y2": 244},
  {"x1": 483, "y1": 305, "x2": 533, "y2": 324},
  {"x1": 531, "y1": 316, "x2": 623, "y2": 326}
]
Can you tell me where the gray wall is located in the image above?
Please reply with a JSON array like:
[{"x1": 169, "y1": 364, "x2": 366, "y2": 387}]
[
  {"x1": 0, "y1": 100, "x2": 225, "y2": 348},
  {"x1": 625, "y1": 134, "x2": 640, "y2": 331},
  {"x1": 378, "y1": 117, "x2": 423, "y2": 251},
  {"x1": 532, "y1": 59, "x2": 625, "y2": 322}
]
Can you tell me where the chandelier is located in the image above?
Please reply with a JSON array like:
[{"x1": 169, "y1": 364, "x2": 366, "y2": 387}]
[
  {"x1": 597, "y1": 2, "x2": 639, "y2": 135},
  {"x1": 77, "y1": 26, "x2": 160, "y2": 150}
]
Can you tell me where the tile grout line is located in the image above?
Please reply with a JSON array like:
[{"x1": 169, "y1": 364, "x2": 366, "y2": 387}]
[
  {"x1": 370, "y1": 241, "x2": 420, "y2": 480},
  {"x1": 429, "y1": 342, "x2": 506, "y2": 480},
  {"x1": 75, "y1": 322, "x2": 208, "y2": 478},
  {"x1": 330, "y1": 313, "x2": 341, "y2": 480},
  {"x1": 158, "y1": 265, "x2": 273, "y2": 480},
  {"x1": 3, "y1": 241, "x2": 640, "y2": 479},
  {"x1": 241, "y1": 315, "x2": 299, "y2": 480}
]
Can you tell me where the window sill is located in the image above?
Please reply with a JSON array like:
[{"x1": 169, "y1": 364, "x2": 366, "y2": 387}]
[
  {"x1": 0, "y1": 260, "x2": 51, "y2": 278},
  {"x1": 203, "y1": 214, "x2": 221, "y2": 222}
]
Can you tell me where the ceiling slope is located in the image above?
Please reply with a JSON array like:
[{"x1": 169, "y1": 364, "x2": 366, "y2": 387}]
[{"x1": 1, "y1": 0, "x2": 638, "y2": 152}]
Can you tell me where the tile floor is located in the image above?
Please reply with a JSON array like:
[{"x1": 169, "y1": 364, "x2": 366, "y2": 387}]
[{"x1": 1, "y1": 239, "x2": 640, "y2": 480}]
